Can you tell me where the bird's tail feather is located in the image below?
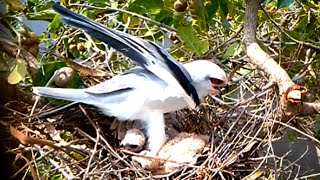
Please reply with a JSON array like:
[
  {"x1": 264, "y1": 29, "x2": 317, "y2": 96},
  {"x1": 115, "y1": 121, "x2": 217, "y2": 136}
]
[
  {"x1": 33, "y1": 86, "x2": 131, "y2": 106},
  {"x1": 33, "y1": 87, "x2": 91, "y2": 104},
  {"x1": 33, "y1": 86, "x2": 139, "y2": 120}
]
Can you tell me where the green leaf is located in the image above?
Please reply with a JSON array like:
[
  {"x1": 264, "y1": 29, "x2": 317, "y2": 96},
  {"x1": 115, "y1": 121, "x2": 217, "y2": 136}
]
[
  {"x1": 218, "y1": 0, "x2": 229, "y2": 17},
  {"x1": 177, "y1": 26, "x2": 209, "y2": 56},
  {"x1": 203, "y1": 0, "x2": 230, "y2": 30},
  {"x1": 33, "y1": 60, "x2": 83, "y2": 88},
  {"x1": 205, "y1": 0, "x2": 219, "y2": 19},
  {"x1": 222, "y1": 41, "x2": 241, "y2": 60},
  {"x1": 262, "y1": 0, "x2": 274, "y2": 6},
  {"x1": 27, "y1": 0, "x2": 39, "y2": 5},
  {"x1": 287, "y1": 130, "x2": 297, "y2": 144},
  {"x1": 82, "y1": 10, "x2": 97, "y2": 20},
  {"x1": 221, "y1": 16, "x2": 231, "y2": 30},
  {"x1": 88, "y1": 0, "x2": 110, "y2": 3},
  {"x1": 127, "y1": 0, "x2": 163, "y2": 15},
  {"x1": 26, "y1": 9, "x2": 57, "y2": 21},
  {"x1": 48, "y1": 14, "x2": 62, "y2": 30},
  {"x1": 277, "y1": 0, "x2": 295, "y2": 8},
  {"x1": 219, "y1": 0, "x2": 230, "y2": 30},
  {"x1": 156, "y1": 0, "x2": 174, "y2": 25},
  {"x1": 7, "y1": 59, "x2": 27, "y2": 84},
  {"x1": 33, "y1": 61, "x2": 66, "y2": 86},
  {"x1": 51, "y1": 174, "x2": 63, "y2": 180},
  {"x1": 35, "y1": 1, "x2": 55, "y2": 12},
  {"x1": 190, "y1": 0, "x2": 209, "y2": 31},
  {"x1": 61, "y1": 131, "x2": 77, "y2": 142},
  {"x1": 122, "y1": 14, "x2": 141, "y2": 27}
]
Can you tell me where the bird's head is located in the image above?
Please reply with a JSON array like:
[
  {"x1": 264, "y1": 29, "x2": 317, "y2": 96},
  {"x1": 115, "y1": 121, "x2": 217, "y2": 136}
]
[{"x1": 183, "y1": 60, "x2": 227, "y2": 99}]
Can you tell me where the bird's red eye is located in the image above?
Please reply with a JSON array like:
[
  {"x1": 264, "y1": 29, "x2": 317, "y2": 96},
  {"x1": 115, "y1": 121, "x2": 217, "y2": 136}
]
[{"x1": 210, "y1": 78, "x2": 223, "y2": 85}]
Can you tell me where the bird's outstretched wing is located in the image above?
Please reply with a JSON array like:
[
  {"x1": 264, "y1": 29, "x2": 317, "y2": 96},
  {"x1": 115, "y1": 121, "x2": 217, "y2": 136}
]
[{"x1": 52, "y1": 3, "x2": 199, "y2": 107}]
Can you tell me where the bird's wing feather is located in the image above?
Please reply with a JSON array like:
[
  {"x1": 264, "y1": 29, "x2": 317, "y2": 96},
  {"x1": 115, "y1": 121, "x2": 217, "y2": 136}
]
[
  {"x1": 33, "y1": 71, "x2": 163, "y2": 120},
  {"x1": 52, "y1": 3, "x2": 199, "y2": 107},
  {"x1": 84, "y1": 67, "x2": 164, "y2": 94}
]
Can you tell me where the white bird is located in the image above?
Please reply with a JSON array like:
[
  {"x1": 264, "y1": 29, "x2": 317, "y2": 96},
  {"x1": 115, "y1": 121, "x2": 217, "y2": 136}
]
[{"x1": 33, "y1": 3, "x2": 227, "y2": 155}]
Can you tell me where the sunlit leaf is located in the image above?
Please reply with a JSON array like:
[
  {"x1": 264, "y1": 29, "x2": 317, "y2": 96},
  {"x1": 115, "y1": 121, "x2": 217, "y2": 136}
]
[
  {"x1": 49, "y1": 14, "x2": 62, "y2": 30},
  {"x1": 70, "y1": 152, "x2": 85, "y2": 161},
  {"x1": 83, "y1": 10, "x2": 96, "y2": 19},
  {"x1": 7, "y1": 58, "x2": 27, "y2": 84},
  {"x1": 122, "y1": 14, "x2": 141, "y2": 27},
  {"x1": 51, "y1": 174, "x2": 63, "y2": 180},
  {"x1": 26, "y1": 9, "x2": 57, "y2": 21},
  {"x1": 190, "y1": 0, "x2": 209, "y2": 31},
  {"x1": 222, "y1": 41, "x2": 241, "y2": 60},
  {"x1": 27, "y1": 0, "x2": 39, "y2": 5},
  {"x1": 177, "y1": 26, "x2": 209, "y2": 56},
  {"x1": 35, "y1": 1, "x2": 55, "y2": 11},
  {"x1": 61, "y1": 131, "x2": 77, "y2": 142},
  {"x1": 127, "y1": 0, "x2": 163, "y2": 15}
]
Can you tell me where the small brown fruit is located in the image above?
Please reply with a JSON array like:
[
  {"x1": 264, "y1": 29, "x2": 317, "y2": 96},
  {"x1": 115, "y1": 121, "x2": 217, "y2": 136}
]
[
  {"x1": 69, "y1": 44, "x2": 77, "y2": 51},
  {"x1": 67, "y1": 38, "x2": 75, "y2": 44},
  {"x1": 174, "y1": 0, "x2": 188, "y2": 12},
  {"x1": 179, "y1": 57, "x2": 188, "y2": 62},
  {"x1": 77, "y1": 42, "x2": 86, "y2": 52},
  {"x1": 61, "y1": 51, "x2": 67, "y2": 57},
  {"x1": 27, "y1": 32, "x2": 40, "y2": 44},
  {"x1": 54, "y1": 67, "x2": 76, "y2": 87},
  {"x1": 169, "y1": 32, "x2": 178, "y2": 41},
  {"x1": 28, "y1": 45, "x2": 39, "y2": 57}
]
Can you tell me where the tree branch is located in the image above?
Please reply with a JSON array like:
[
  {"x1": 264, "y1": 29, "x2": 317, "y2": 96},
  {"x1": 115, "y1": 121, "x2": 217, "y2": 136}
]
[
  {"x1": 300, "y1": 102, "x2": 320, "y2": 116},
  {"x1": 243, "y1": 0, "x2": 294, "y2": 95},
  {"x1": 242, "y1": 0, "x2": 317, "y2": 127}
]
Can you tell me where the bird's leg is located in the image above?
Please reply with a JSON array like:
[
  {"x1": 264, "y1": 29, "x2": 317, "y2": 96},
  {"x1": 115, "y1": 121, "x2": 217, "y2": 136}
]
[
  {"x1": 144, "y1": 111, "x2": 167, "y2": 156},
  {"x1": 131, "y1": 111, "x2": 166, "y2": 169}
]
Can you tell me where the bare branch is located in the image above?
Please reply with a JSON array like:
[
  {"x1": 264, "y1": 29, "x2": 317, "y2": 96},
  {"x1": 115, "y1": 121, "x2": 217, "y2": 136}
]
[{"x1": 300, "y1": 102, "x2": 320, "y2": 116}]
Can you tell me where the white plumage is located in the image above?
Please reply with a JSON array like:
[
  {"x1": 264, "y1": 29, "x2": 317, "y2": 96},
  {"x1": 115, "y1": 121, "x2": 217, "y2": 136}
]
[
  {"x1": 34, "y1": 60, "x2": 226, "y2": 154},
  {"x1": 34, "y1": 4, "x2": 227, "y2": 155}
]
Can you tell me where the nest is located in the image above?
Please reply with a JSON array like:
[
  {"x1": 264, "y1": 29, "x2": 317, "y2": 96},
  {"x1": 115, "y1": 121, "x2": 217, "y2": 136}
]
[{"x1": 2, "y1": 64, "x2": 317, "y2": 179}]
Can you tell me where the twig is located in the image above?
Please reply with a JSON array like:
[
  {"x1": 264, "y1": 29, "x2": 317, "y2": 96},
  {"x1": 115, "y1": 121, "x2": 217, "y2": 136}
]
[
  {"x1": 79, "y1": 105, "x2": 100, "y2": 179},
  {"x1": 205, "y1": 26, "x2": 243, "y2": 56}
]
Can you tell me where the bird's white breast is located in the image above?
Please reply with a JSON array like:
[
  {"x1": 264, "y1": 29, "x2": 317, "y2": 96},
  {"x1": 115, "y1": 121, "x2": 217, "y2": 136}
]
[{"x1": 142, "y1": 85, "x2": 189, "y2": 113}]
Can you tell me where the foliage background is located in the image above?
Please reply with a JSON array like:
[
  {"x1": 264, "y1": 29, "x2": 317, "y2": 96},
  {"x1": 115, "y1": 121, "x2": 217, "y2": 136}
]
[{"x1": 1, "y1": 0, "x2": 320, "y2": 179}]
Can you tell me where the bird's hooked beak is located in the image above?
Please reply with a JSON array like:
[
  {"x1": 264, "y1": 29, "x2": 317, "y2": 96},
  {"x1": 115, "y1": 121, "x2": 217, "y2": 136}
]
[{"x1": 210, "y1": 78, "x2": 227, "y2": 95}]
